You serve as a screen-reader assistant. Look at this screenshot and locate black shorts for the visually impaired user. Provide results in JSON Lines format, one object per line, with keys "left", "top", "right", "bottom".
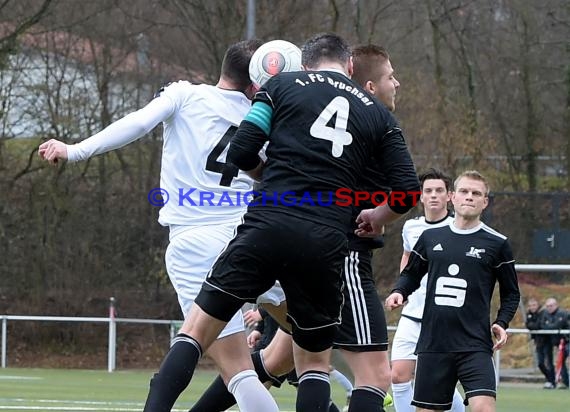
{"left": 197, "top": 209, "right": 347, "bottom": 352}
{"left": 333, "top": 250, "right": 388, "bottom": 351}
{"left": 413, "top": 351, "right": 496, "bottom": 410}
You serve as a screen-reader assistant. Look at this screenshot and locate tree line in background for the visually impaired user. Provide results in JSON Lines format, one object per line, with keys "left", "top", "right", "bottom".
{"left": 0, "top": 0, "right": 569, "bottom": 322}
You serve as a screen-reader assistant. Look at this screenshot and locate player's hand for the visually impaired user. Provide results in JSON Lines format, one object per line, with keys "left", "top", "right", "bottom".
{"left": 243, "top": 309, "right": 262, "bottom": 328}
{"left": 355, "top": 209, "right": 384, "bottom": 237}
{"left": 247, "top": 330, "right": 261, "bottom": 348}
{"left": 491, "top": 324, "right": 508, "bottom": 350}
{"left": 385, "top": 293, "right": 405, "bottom": 311}
{"left": 38, "top": 139, "right": 69, "bottom": 165}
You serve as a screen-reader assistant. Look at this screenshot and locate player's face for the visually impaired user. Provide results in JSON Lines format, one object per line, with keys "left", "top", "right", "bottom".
{"left": 451, "top": 177, "right": 489, "bottom": 220}
{"left": 420, "top": 179, "right": 450, "bottom": 213}
{"left": 528, "top": 300, "right": 539, "bottom": 312}
{"left": 372, "top": 60, "right": 399, "bottom": 112}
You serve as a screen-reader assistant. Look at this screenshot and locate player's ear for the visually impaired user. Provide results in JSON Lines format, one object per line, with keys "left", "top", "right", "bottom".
{"left": 347, "top": 56, "right": 354, "bottom": 77}
{"left": 245, "top": 83, "right": 260, "bottom": 100}
{"left": 365, "top": 80, "right": 375, "bottom": 94}
{"left": 482, "top": 195, "right": 489, "bottom": 209}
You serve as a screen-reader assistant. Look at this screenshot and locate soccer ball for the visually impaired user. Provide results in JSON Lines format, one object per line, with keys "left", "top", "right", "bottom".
{"left": 249, "top": 40, "right": 302, "bottom": 87}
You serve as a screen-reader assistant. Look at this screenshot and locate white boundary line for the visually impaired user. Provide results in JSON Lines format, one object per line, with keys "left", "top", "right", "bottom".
{"left": 0, "top": 398, "right": 290, "bottom": 412}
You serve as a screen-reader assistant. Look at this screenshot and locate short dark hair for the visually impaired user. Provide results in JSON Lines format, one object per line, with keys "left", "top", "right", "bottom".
{"left": 418, "top": 168, "right": 452, "bottom": 191}
{"left": 351, "top": 44, "right": 390, "bottom": 86}
{"left": 301, "top": 33, "right": 352, "bottom": 69}
{"left": 220, "top": 39, "right": 263, "bottom": 91}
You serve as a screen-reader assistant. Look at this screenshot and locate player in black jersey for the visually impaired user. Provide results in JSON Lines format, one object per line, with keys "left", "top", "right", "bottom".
{"left": 187, "top": 44, "right": 402, "bottom": 412}
{"left": 173, "top": 33, "right": 419, "bottom": 412}
{"left": 385, "top": 170, "right": 520, "bottom": 412}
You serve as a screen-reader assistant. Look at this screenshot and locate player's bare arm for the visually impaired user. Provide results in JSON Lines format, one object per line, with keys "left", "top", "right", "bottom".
{"left": 399, "top": 250, "right": 411, "bottom": 272}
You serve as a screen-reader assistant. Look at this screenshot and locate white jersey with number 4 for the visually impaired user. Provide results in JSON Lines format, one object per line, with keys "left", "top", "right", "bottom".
{"left": 157, "top": 81, "right": 254, "bottom": 226}
{"left": 400, "top": 214, "right": 453, "bottom": 320}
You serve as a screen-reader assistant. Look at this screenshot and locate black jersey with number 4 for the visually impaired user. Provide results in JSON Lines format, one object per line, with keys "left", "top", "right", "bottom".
{"left": 393, "top": 222, "right": 520, "bottom": 353}
{"left": 250, "top": 70, "right": 418, "bottom": 232}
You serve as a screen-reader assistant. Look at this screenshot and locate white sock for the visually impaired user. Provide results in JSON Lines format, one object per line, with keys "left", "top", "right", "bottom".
{"left": 449, "top": 387, "right": 465, "bottom": 412}
{"left": 330, "top": 368, "right": 354, "bottom": 395}
{"left": 391, "top": 381, "right": 414, "bottom": 412}
{"left": 228, "top": 369, "right": 279, "bottom": 412}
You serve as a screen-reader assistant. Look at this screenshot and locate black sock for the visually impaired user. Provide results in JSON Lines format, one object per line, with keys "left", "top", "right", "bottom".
{"left": 143, "top": 334, "right": 202, "bottom": 412}
{"left": 348, "top": 386, "right": 386, "bottom": 412}
{"left": 296, "top": 370, "right": 330, "bottom": 412}
{"left": 328, "top": 400, "right": 341, "bottom": 412}
{"left": 188, "top": 374, "right": 236, "bottom": 412}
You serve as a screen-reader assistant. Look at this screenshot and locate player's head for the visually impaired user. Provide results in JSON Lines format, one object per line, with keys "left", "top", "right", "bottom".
{"left": 220, "top": 39, "right": 264, "bottom": 98}
{"left": 452, "top": 170, "right": 489, "bottom": 220}
{"left": 352, "top": 44, "right": 400, "bottom": 112}
{"left": 527, "top": 298, "right": 540, "bottom": 312}
{"left": 418, "top": 168, "right": 452, "bottom": 219}
{"left": 545, "top": 297, "right": 558, "bottom": 314}
{"left": 301, "top": 33, "right": 353, "bottom": 76}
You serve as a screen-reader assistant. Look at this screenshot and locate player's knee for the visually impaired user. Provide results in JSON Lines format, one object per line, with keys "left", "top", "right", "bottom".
{"left": 391, "top": 365, "right": 413, "bottom": 384}
{"left": 263, "top": 351, "right": 295, "bottom": 376}
{"left": 348, "top": 354, "right": 391, "bottom": 389}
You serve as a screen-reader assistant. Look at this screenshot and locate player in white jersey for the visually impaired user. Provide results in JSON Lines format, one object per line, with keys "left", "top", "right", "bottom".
{"left": 39, "top": 40, "right": 280, "bottom": 412}
{"left": 390, "top": 168, "right": 465, "bottom": 412}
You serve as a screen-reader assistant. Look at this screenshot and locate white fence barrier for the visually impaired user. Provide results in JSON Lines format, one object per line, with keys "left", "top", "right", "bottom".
{"left": 0, "top": 299, "right": 180, "bottom": 372}
{"left": 1, "top": 264, "right": 569, "bottom": 377}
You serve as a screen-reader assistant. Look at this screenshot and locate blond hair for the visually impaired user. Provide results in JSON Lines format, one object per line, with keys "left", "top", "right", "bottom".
{"left": 454, "top": 170, "right": 490, "bottom": 195}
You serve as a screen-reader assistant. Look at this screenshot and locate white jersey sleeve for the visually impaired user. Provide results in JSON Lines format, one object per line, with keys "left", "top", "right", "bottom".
{"left": 67, "top": 96, "right": 175, "bottom": 162}
{"left": 400, "top": 215, "right": 453, "bottom": 320}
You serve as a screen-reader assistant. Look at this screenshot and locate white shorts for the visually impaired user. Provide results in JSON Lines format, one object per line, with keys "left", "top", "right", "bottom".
{"left": 165, "top": 222, "right": 244, "bottom": 340}
{"left": 391, "top": 316, "right": 422, "bottom": 361}
{"left": 256, "top": 282, "right": 286, "bottom": 307}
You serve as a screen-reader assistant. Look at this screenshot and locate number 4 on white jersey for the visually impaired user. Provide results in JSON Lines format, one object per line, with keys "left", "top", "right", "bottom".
{"left": 310, "top": 96, "right": 353, "bottom": 157}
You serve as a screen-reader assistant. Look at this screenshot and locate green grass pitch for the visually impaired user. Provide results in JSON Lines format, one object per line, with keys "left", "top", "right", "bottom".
{"left": 0, "top": 368, "right": 568, "bottom": 411}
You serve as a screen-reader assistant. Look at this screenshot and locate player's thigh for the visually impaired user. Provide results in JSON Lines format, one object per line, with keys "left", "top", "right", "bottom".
{"left": 456, "top": 352, "right": 496, "bottom": 404}
{"left": 412, "top": 352, "right": 458, "bottom": 411}
{"left": 165, "top": 222, "right": 240, "bottom": 315}
{"left": 258, "top": 283, "right": 290, "bottom": 331}
{"left": 198, "top": 213, "right": 281, "bottom": 320}
{"left": 334, "top": 250, "right": 388, "bottom": 351}
{"left": 262, "top": 328, "right": 295, "bottom": 376}
{"left": 340, "top": 348, "right": 390, "bottom": 389}
{"left": 277, "top": 221, "right": 347, "bottom": 353}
